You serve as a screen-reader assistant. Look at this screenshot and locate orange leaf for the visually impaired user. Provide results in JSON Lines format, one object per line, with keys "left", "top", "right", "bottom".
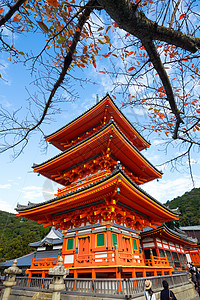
{"left": 46, "top": 0, "right": 59, "bottom": 7}
{"left": 98, "top": 71, "right": 105, "bottom": 74}
{"left": 136, "top": 60, "right": 140, "bottom": 65}
{"left": 0, "top": 8, "right": 3, "bottom": 13}
{"left": 184, "top": 102, "right": 188, "bottom": 106}
{"left": 13, "top": 14, "right": 22, "bottom": 22}
{"left": 83, "top": 46, "right": 87, "bottom": 54}
{"left": 128, "top": 66, "right": 136, "bottom": 71}
{"left": 179, "top": 14, "right": 185, "bottom": 20}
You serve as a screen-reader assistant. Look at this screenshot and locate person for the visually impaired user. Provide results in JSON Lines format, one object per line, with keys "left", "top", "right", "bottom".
{"left": 160, "top": 280, "right": 177, "bottom": 300}
{"left": 144, "top": 280, "right": 156, "bottom": 300}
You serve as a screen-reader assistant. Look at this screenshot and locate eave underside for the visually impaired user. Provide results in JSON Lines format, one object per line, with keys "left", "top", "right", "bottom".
{"left": 16, "top": 172, "right": 178, "bottom": 230}
{"left": 46, "top": 95, "right": 150, "bottom": 151}
{"left": 33, "top": 124, "right": 162, "bottom": 186}
{"left": 141, "top": 226, "right": 196, "bottom": 246}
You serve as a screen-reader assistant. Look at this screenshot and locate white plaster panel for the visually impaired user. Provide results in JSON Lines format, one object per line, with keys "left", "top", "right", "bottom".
{"left": 64, "top": 255, "right": 74, "bottom": 264}
{"left": 163, "top": 245, "right": 169, "bottom": 249}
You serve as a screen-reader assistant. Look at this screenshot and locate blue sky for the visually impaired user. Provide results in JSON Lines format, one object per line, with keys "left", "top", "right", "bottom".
{"left": 0, "top": 12, "right": 200, "bottom": 214}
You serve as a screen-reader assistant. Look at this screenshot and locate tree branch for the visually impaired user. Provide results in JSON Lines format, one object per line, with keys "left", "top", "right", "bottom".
{"left": 0, "top": 0, "right": 27, "bottom": 27}
{"left": 97, "top": 0, "right": 200, "bottom": 52}
{"left": 0, "top": 0, "right": 97, "bottom": 153}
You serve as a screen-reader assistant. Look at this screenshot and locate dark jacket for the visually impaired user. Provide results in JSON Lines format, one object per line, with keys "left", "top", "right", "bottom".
{"left": 160, "top": 289, "right": 177, "bottom": 300}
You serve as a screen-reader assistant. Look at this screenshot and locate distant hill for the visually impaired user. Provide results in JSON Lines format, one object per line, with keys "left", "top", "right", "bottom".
{"left": 165, "top": 187, "right": 200, "bottom": 227}
{"left": 0, "top": 210, "right": 50, "bottom": 262}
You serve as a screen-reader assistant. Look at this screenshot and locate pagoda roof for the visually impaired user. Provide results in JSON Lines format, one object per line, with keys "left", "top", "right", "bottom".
{"left": 141, "top": 224, "right": 197, "bottom": 246}
{"left": 16, "top": 168, "right": 178, "bottom": 225}
{"left": 33, "top": 122, "right": 162, "bottom": 185}
{"left": 45, "top": 94, "right": 150, "bottom": 151}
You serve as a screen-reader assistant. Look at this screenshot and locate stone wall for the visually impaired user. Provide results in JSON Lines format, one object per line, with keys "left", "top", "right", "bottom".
{"left": 1, "top": 283, "right": 198, "bottom": 300}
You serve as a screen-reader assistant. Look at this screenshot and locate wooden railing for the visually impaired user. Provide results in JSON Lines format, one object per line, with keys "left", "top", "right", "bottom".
{"left": 145, "top": 256, "right": 169, "bottom": 267}
{"left": 30, "top": 257, "right": 58, "bottom": 269}
{"left": 14, "top": 273, "right": 189, "bottom": 298}
{"left": 29, "top": 253, "right": 169, "bottom": 270}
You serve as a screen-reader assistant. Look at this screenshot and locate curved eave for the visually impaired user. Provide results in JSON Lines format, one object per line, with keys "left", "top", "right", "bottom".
{"left": 16, "top": 171, "right": 178, "bottom": 223}
{"left": 141, "top": 225, "right": 197, "bottom": 246}
{"left": 33, "top": 123, "right": 162, "bottom": 184}
{"left": 45, "top": 94, "right": 150, "bottom": 151}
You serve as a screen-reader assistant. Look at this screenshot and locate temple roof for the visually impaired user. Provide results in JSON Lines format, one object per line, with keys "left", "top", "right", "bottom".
{"left": 29, "top": 227, "right": 63, "bottom": 247}
{"left": 16, "top": 168, "right": 178, "bottom": 225}
{"left": 33, "top": 122, "right": 162, "bottom": 185}
{"left": 45, "top": 94, "right": 150, "bottom": 151}
{"left": 141, "top": 224, "right": 197, "bottom": 246}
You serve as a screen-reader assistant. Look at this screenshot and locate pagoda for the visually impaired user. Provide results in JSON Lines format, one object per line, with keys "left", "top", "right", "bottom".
{"left": 16, "top": 94, "right": 179, "bottom": 278}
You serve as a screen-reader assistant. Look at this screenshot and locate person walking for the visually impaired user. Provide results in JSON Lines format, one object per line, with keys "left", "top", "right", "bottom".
{"left": 144, "top": 280, "right": 156, "bottom": 300}
{"left": 160, "top": 280, "right": 177, "bottom": 300}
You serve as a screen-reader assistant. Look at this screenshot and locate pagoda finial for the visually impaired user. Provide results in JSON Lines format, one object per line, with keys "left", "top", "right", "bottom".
{"left": 96, "top": 94, "right": 99, "bottom": 103}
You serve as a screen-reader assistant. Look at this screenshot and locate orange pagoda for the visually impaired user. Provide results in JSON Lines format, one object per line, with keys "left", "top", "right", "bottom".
{"left": 16, "top": 94, "right": 179, "bottom": 279}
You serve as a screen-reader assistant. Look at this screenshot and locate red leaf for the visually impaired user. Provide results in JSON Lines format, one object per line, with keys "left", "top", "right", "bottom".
{"left": 112, "top": 95, "right": 116, "bottom": 99}
{"left": 184, "top": 102, "right": 189, "bottom": 106}
{"left": 0, "top": 8, "right": 3, "bottom": 13}
{"left": 114, "top": 22, "right": 118, "bottom": 28}
{"left": 93, "top": 62, "right": 96, "bottom": 68}
{"left": 128, "top": 66, "right": 136, "bottom": 71}
{"left": 179, "top": 14, "right": 185, "bottom": 20}
{"left": 68, "top": 6, "right": 72, "bottom": 14}
{"left": 157, "top": 86, "right": 164, "bottom": 92}
{"left": 98, "top": 71, "right": 105, "bottom": 74}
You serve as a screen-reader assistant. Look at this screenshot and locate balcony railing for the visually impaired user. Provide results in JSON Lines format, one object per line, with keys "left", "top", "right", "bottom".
{"left": 14, "top": 273, "right": 189, "bottom": 298}
{"left": 30, "top": 257, "right": 58, "bottom": 269}
{"left": 29, "top": 253, "right": 169, "bottom": 269}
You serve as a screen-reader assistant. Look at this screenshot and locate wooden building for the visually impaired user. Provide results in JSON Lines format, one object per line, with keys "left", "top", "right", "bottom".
{"left": 140, "top": 225, "right": 197, "bottom": 271}
{"left": 16, "top": 94, "right": 179, "bottom": 278}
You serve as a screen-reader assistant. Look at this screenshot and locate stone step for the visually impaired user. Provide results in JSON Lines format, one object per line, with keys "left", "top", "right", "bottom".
{"left": 31, "top": 292, "right": 52, "bottom": 300}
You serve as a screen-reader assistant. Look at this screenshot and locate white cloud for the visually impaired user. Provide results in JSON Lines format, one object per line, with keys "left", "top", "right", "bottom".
{"left": 143, "top": 175, "right": 200, "bottom": 203}
{"left": 0, "top": 197, "right": 15, "bottom": 213}
{"left": 0, "top": 184, "right": 11, "bottom": 189}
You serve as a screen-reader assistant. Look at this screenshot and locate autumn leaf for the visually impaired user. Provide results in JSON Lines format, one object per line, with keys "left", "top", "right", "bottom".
{"left": 37, "top": 21, "right": 49, "bottom": 33}
{"left": 157, "top": 86, "right": 164, "bottom": 92}
{"left": 68, "top": 6, "right": 72, "bottom": 14}
{"left": 179, "top": 14, "right": 185, "bottom": 20}
{"left": 13, "top": 14, "right": 22, "bottom": 22}
{"left": 83, "top": 46, "right": 87, "bottom": 54}
{"left": 46, "top": 0, "right": 59, "bottom": 7}
{"left": 112, "top": 95, "right": 116, "bottom": 99}
{"left": 128, "top": 66, "right": 136, "bottom": 71}
{"left": 92, "top": 61, "right": 96, "bottom": 68}
{"left": 106, "top": 26, "right": 111, "bottom": 34}
{"left": 0, "top": 8, "right": 3, "bottom": 13}
{"left": 104, "top": 35, "right": 110, "bottom": 43}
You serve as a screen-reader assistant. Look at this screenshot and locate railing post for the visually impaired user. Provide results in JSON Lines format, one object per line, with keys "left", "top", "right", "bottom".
{"left": 49, "top": 256, "right": 69, "bottom": 300}
{"left": 150, "top": 249, "right": 154, "bottom": 266}
{"left": 2, "top": 259, "right": 22, "bottom": 300}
